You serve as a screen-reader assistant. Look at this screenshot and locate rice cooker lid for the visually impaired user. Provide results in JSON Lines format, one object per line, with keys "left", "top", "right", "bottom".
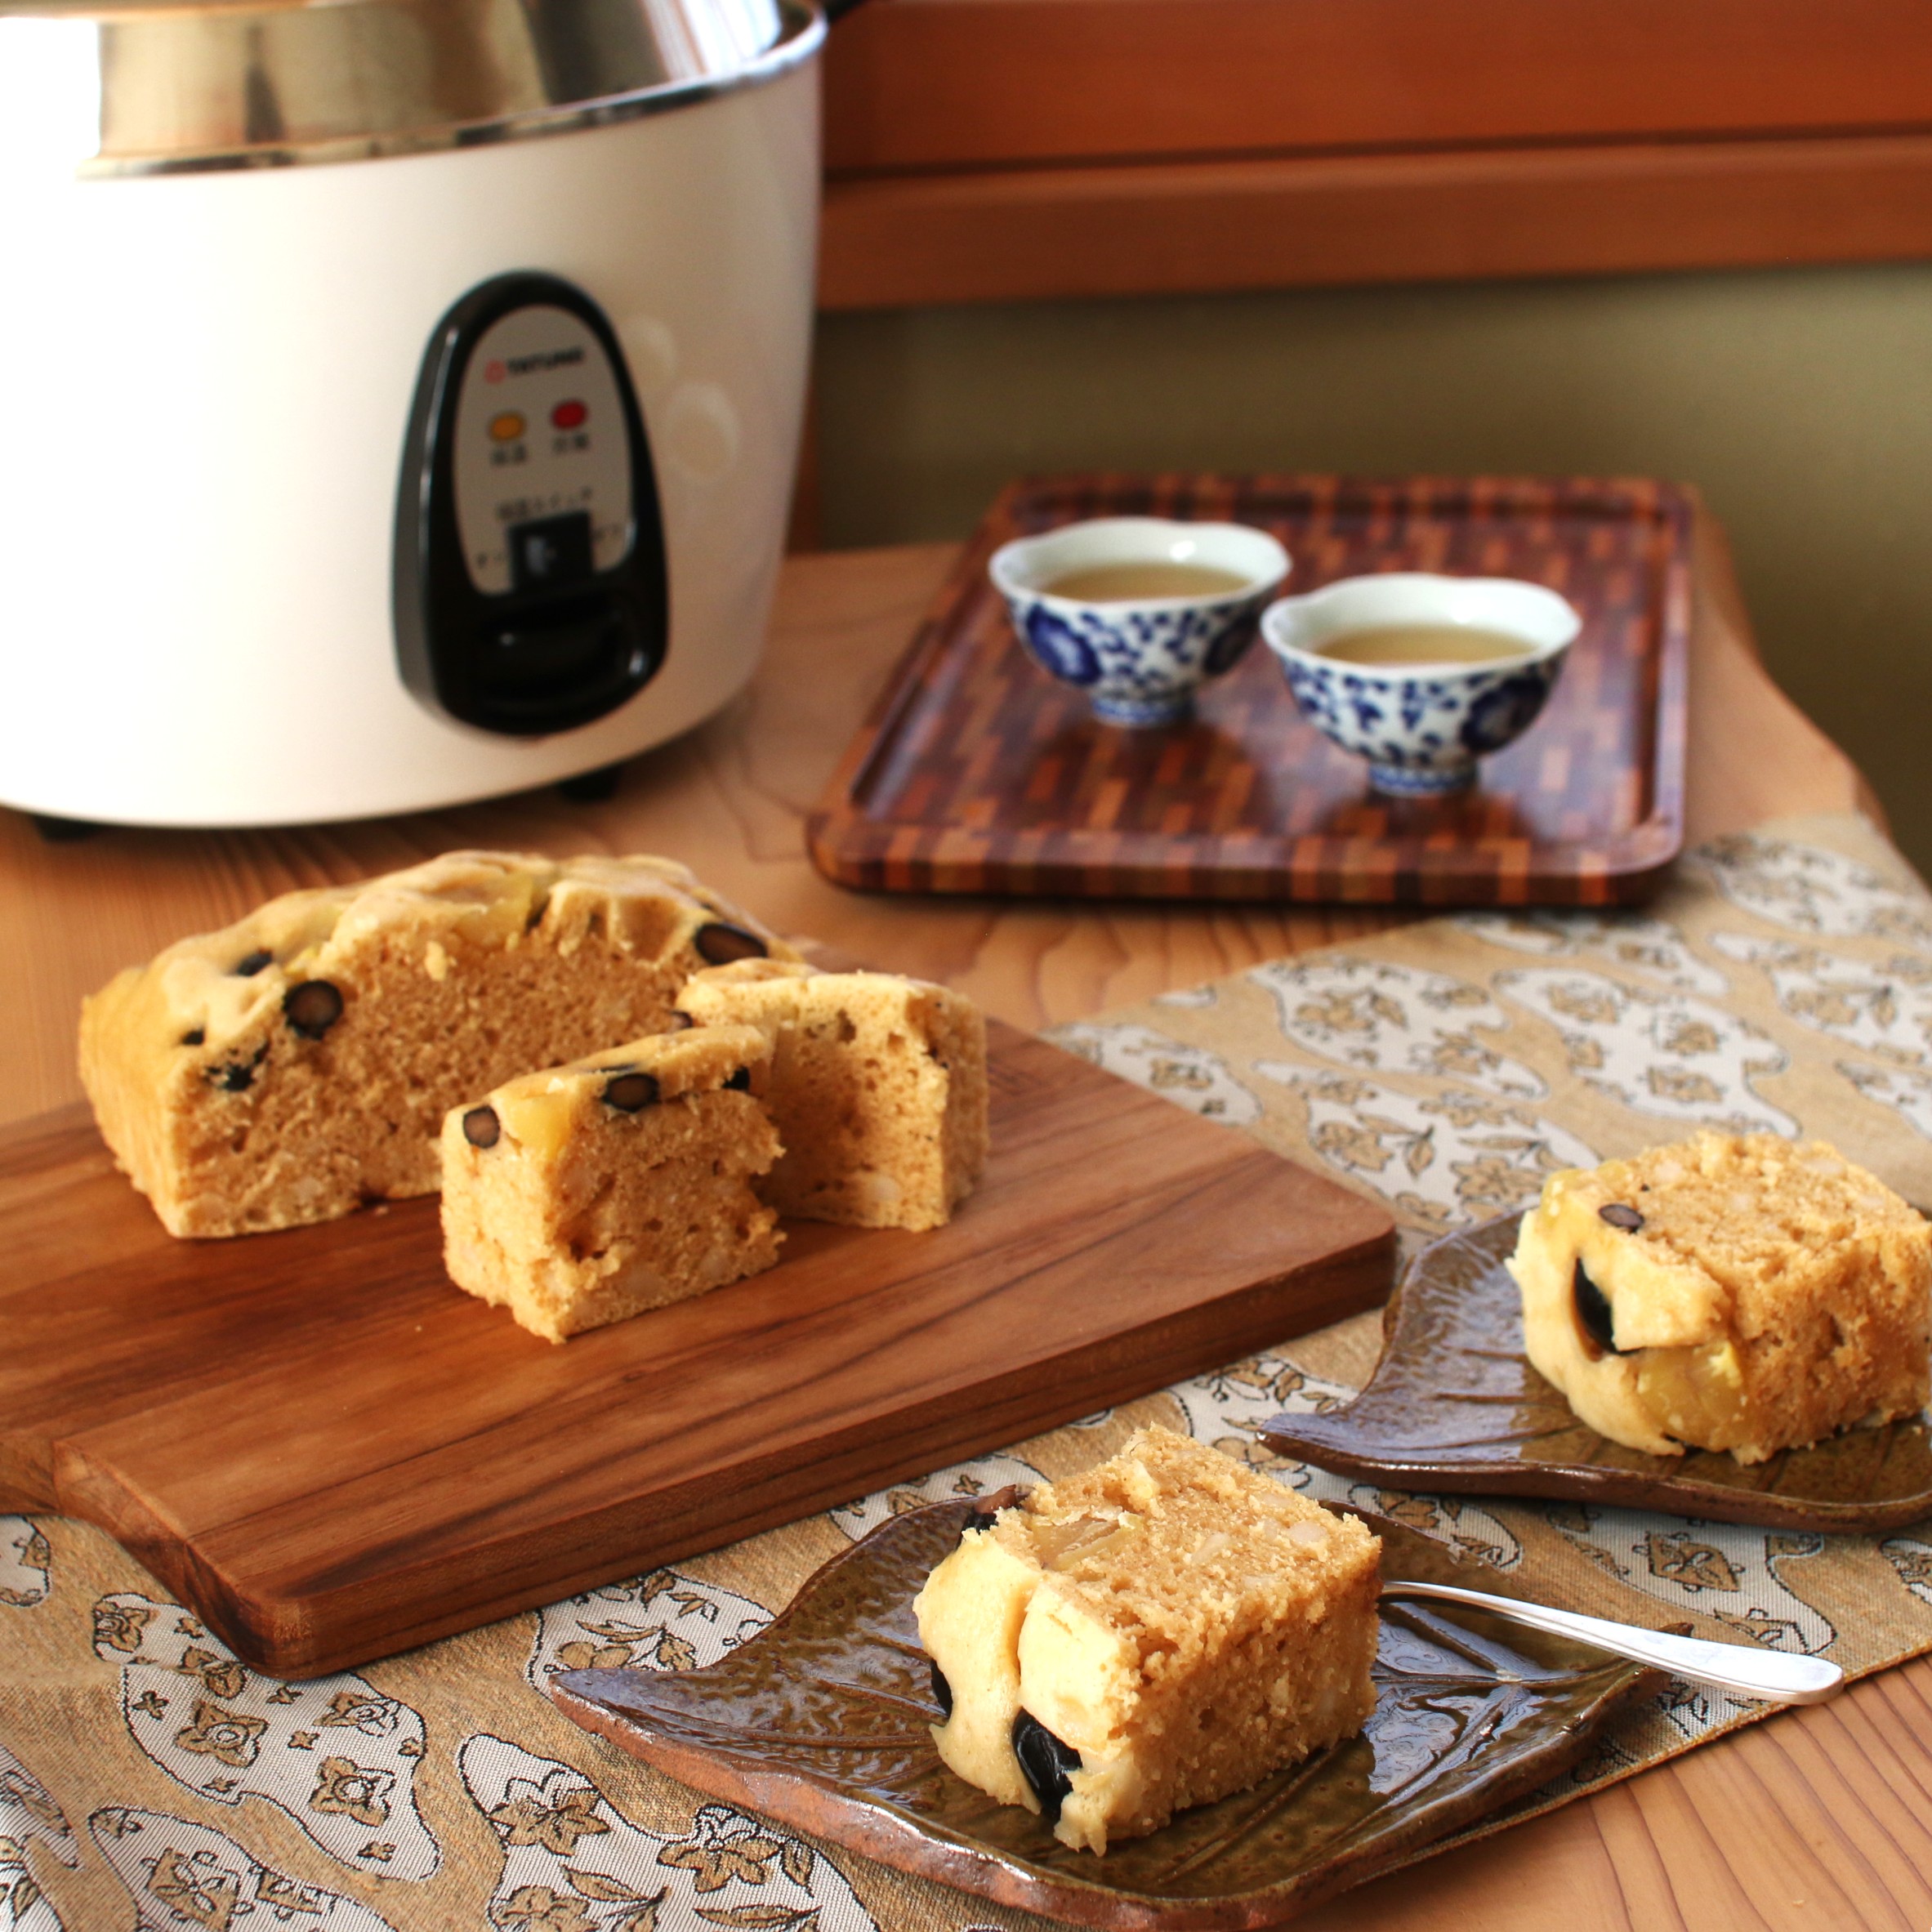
{"left": 1, "top": 0, "right": 822, "bottom": 175}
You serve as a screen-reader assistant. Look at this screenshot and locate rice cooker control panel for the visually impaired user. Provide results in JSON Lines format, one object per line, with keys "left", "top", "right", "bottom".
{"left": 394, "top": 273, "right": 668, "bottom": 738}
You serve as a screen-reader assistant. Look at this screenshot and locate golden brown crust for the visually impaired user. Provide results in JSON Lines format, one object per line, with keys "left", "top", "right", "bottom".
{"left": 78, "top": 851, "right": 796, "bottom": 1238}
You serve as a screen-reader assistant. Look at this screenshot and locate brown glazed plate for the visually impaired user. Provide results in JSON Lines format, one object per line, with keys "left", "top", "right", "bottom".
{"left": 1262, "top": 1212, "right": 1932, "bottom": 1533}
{"left": 554, "top": 1497, "right": 1660, "bottom": 1930}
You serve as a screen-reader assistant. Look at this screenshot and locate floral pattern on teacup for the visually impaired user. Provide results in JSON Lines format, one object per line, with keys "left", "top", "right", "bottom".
{"left": 1274, "top": 653, "right": 1562, "bottom": 792}
{"left": 1011, "top": 593, "right": 1271, "bottom": 725}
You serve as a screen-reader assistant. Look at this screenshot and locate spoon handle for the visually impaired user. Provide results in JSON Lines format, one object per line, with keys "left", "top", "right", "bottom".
{"left": 1382, "top": 1581, "right": 1844, "bottom": 1704}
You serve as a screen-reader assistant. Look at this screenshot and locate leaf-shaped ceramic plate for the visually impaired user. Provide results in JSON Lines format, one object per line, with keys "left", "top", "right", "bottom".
{"left": 1262, "top": 1211, "right": 1932, "bottom": 1532}
{"left": 554, "top": 1497, "right": 1659, "bottom": 1930}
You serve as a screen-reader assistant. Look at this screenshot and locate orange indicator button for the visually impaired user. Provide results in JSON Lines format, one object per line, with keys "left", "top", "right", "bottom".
{"left": 551, "top": 399, "right": 588, "bottom": 431}
{"left": 489, "top": 411, "right": 526, "bottom": 443}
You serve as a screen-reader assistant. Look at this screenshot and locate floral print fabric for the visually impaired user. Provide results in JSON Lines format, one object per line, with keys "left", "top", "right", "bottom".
{"left": 5, "top": 813, "right": 1931, "bottom": 1931}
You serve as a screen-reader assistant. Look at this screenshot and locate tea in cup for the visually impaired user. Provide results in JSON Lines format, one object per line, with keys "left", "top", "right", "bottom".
{"left": 1262, "top": 573, "right": 1581, "bottom": 793}
{"left": 990, "top": 517, "right": 1291, "bottom": 726}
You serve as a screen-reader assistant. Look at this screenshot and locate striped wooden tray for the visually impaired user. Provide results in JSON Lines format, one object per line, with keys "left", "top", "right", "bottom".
{"left": 808, "top": 473, "right": 1691, "bottom": 905}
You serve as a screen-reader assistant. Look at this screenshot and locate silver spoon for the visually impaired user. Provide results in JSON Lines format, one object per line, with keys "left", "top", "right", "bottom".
{"left": 1382, "top": 1581, "right": 1844, "bottom": 1704}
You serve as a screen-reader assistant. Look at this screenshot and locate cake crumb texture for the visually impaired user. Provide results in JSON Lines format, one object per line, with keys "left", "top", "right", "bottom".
{"left": 677, "top": 958, "right": 988, "bottom": 1229}
{"left": 439, "top": 1024, "right": 783, "bottom": 1342}
{"left": 914, "top": 1425, "right": 1381, "bottom": 1853}
{"left": 78, "top": 850, "right": 796, "bottom": 1238}
{"left": 1509, "top": 1131, "right": 1931, "bottom": 1462}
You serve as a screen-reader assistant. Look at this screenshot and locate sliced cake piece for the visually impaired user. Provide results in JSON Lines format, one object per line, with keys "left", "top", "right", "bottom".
{"left": 914, "top": 1425, "right": 1381, "bottom": 1854}
{"left": 78, "top": 850, "right": 794, "bottom": 1237}
{"left": 439, "top": 1024, "right": 783, "bottom": 1342}
{"left": 1509, "top": 1131, "right": 1931, "bottom": 1462}
{"left": 676, "top": 958, "right": 988, "bottom": 1230}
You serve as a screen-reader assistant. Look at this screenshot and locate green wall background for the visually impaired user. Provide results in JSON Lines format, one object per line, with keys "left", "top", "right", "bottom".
{"left": 812, "top": 262, "right": 1932, "bottom": 873}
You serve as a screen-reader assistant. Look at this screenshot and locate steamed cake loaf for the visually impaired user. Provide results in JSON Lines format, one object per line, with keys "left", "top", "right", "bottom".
{"left": 1509, "top": 1131, "right": 1931, "bottom": 1463}
{"left": 78, "top": 850, "right": 794, "bottom": 1238}
{"left": 676, "top": 957, "right": 988, "bottom": 1229}
{"left": 914, "top": 1425, "right": 1381, "bottom": 1854}
{"left": 439, "top": 1024, "right": 783, "bottom": 1342}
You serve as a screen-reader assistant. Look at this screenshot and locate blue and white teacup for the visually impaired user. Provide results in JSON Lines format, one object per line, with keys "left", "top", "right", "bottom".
{"left": 1262, "top": 573, "right": 1581, "bottom": 795}
{"left": 990, "top": 518, "right": 1292, "bottom": 727}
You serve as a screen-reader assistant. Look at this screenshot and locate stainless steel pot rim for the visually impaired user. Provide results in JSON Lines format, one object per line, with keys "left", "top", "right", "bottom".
{"left": 4, "top": 0, "right": 823, "bottom": 179}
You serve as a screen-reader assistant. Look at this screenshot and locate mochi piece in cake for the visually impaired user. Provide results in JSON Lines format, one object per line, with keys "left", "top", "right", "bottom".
{"left": 439, "top": 1024, "right": 782, "bottom": 1342}
{"left": 913, "top": 1425, "right": 1381, "bottom": 1854}
{"left": 1509, "top": 1131, "right": 1930, "bottom": 1462}
{"left": 676, "top": 957, "right": 988, "bottom": 1229}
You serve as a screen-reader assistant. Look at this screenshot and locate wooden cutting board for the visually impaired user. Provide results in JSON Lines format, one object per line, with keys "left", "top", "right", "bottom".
{"left": 0, "top": 1021, "right": 1393, "bottom": 1679}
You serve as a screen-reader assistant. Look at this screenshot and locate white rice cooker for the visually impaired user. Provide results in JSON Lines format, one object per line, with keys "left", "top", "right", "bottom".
{"left": 0, "top": 0, "right": 823, "bottom": 826}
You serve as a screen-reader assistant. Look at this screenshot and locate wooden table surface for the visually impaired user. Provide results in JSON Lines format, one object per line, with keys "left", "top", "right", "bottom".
{"left": 4, "top": 519, "right": 1926, "bottom": 1932}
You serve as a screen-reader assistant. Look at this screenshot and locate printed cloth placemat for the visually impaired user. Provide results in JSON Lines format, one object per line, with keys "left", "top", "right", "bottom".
{"left": 7, "top": 812, "right": 1932, "bottom": 1932}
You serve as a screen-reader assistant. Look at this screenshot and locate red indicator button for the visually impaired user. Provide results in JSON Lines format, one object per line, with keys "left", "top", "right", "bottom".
{"left": 551, "top": 399, "right": 588, "bottom": 431}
